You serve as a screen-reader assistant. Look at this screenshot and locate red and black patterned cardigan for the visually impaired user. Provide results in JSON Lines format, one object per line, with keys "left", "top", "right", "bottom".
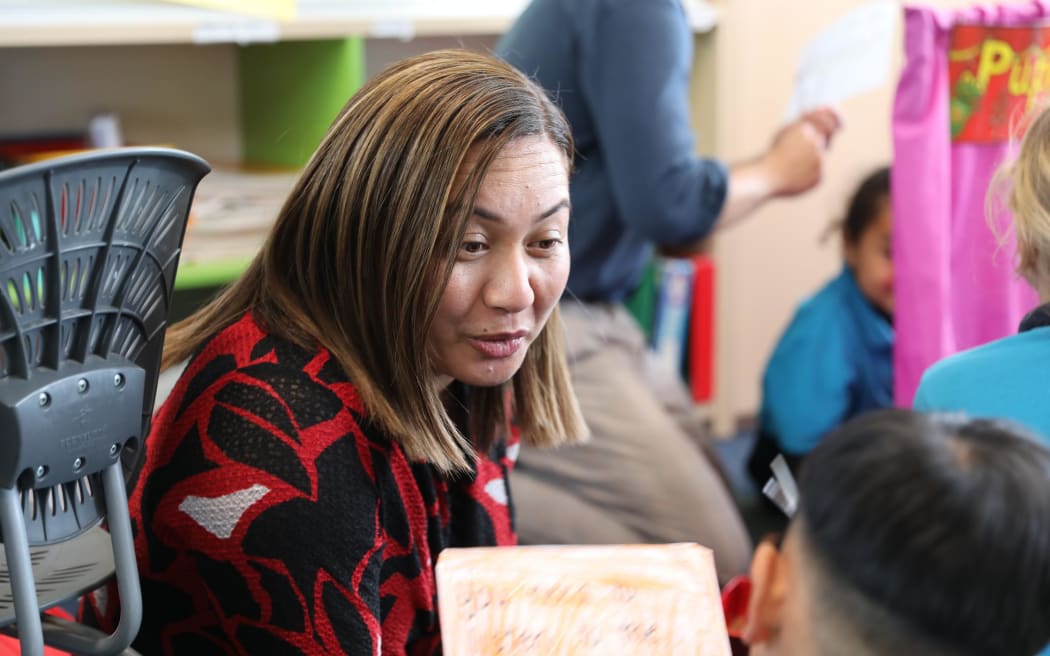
{"left": 84, "top": 313, "right": 519, "bottom": 655}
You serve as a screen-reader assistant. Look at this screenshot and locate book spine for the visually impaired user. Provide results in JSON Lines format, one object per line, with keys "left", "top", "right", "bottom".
{"left": 689, "top": 255, "right": 715, "bottom": 403}
{"left": 651, "top": 257, "right": 695, "bottom": 378}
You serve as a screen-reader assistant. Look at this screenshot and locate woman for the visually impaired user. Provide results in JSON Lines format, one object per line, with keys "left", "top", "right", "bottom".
{"left": 914, "top": 103, "right": 1050, "bottom": 446}
{"left": 85, "top": 50, "right": 586, "bottom": 655}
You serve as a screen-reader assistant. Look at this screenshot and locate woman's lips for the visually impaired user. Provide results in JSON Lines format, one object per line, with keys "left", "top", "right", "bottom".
{"left": 468, "top": 332, "right": 528, "bottom": 358}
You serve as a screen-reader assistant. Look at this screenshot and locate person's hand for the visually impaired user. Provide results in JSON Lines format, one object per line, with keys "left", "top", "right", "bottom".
{"left": 798, "top": 106, "right": 841, "bottom": 147}
{"left": 762, "top": 106, "right": 842, "bottom": 197}
{"left": 705, "top": 106, "right": 843, "bottom": 233}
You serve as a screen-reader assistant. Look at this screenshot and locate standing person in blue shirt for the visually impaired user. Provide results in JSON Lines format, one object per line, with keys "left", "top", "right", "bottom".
{"left": 748, "top": 167, "right": 893, "bottom": 488}
{"left": 914, "top": 104, "right": 1050, "bottom": 445}
{"left": 496, "top": 0, "right": 841, "bottom": 581}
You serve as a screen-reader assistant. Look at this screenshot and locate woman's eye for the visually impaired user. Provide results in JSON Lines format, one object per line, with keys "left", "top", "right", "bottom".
{"left": 534, "top": 238, "right": 563, "bottom": 250}
{"left": 461, "top": 241, "right": 487, "bottom": 254}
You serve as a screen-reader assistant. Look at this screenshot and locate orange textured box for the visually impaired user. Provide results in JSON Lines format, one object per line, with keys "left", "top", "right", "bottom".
{"left": 436, "top": 543, "right": 731, "bottom": 655}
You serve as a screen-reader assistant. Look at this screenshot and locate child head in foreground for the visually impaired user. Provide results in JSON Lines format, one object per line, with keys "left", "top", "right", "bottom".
{"left": 745, "top": 408, "right": 1050, "bottom": 656}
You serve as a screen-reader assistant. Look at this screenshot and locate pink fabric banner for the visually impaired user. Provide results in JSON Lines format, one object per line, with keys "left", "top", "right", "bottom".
{"left": 893, "top": 1, "right": 1048, "bottom": 405}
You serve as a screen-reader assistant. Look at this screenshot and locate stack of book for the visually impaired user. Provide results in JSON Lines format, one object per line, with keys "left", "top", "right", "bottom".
{"left": 632, "top": 255, "right": 716, "bottom": 404}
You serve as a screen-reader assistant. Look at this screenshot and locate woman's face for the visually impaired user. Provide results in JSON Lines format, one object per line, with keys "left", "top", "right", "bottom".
{"left": 429, "top": 135, "right": 570, "bottom": 388}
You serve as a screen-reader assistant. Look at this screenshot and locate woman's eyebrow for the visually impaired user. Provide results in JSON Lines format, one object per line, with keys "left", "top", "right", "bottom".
{"left": 473, "top": 199, "right": 570, "bottom": 223}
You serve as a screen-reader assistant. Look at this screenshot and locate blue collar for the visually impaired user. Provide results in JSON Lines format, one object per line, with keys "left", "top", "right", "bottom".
{"left": 838, "top": 267, "right": 894, "bottom": 350}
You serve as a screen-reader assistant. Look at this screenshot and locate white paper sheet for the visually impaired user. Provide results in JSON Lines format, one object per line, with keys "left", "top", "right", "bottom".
{"left": 786, "top": 1, "right": 898, "bottom": 120}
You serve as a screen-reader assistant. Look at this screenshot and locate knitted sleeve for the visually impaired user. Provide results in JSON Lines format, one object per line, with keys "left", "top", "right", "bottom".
{"left": 87, "top": 330, "right": 394, "bottom": 655}
{"left": 178, "top": 356, "right": 386, "bottom": 655}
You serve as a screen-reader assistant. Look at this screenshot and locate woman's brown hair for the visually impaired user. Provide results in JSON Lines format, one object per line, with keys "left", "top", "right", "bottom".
{"left": 163, "top": 49, "right": 586, "bottom": 473}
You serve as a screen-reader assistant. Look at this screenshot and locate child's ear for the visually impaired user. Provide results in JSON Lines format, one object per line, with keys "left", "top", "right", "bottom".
{"left": 743, "top": 540, "right": 788, "bottom": 646}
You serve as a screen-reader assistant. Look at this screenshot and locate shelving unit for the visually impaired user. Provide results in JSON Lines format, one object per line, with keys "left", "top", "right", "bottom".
{"left": 0, "top": 1, "right": 719, "bottom": 47}
{"left": 0, "top": 0, "right": 524, "bottom": 46}
{"left": 0, "top": 0, "right": 717, "bottom": 292}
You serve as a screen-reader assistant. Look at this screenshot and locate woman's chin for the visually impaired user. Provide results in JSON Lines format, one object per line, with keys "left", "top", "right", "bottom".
{"left": 447, "top": 359, "right": 524, "bottom": 388}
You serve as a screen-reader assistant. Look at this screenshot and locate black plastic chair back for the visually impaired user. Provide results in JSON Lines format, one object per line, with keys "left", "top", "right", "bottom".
{"left": 0, "top": 148, "right": 209, "bottom": 656}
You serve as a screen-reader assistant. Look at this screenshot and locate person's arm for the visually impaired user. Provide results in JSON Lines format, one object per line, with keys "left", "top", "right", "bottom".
{"left": 663, "top": 108, "right": 841, "bottom": 257}
{"left": 579, "top": 0, "right": 729, "bottom": 246}
{"left": 717, "top": 108, "right": 841, "bottom": 229}
{"left": 581, "top": 0, "right": 840, "bottom": 250}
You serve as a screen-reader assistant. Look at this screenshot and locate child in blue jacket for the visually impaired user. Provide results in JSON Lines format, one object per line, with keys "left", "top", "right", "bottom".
{"left": 749, "top": 168, "right": 893, "bottom": 487}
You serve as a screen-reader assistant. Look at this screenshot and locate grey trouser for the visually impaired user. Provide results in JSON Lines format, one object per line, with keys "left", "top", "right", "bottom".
{"left": 511, "top": 300, "right": 752, "bottom": 582}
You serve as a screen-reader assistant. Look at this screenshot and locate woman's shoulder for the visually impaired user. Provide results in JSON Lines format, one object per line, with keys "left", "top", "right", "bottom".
{"left": 179, "top": 313, "right": 357, "bottom": 402}
{"left": 156, "top": 313, "right": 379, "bottom": 454}
{"left": 914, "top": 329, "right": 1050, "bottom": 413}
{"left": 144, "top": 314, "right": 402, "bottom": 527}
{"left": 920, "top": 329, "right": 1048, "bottom": 391}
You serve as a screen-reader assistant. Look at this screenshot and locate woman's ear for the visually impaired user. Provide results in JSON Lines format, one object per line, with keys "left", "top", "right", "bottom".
{"left": 743, "top": 540, "right": 788, "bottom": 647}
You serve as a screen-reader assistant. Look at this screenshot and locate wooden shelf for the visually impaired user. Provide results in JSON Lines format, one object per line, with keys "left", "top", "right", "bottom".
{"left": 174, "top": 168, "right": 298, "bottom": 289}
{"left": 0, "top": 0, "right": 717, "bottom": 47}
{"left": 1, "top": 0, "right": 717, "bottom": 292}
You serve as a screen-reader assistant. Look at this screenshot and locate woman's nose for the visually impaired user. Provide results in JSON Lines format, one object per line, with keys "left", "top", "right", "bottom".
{"left": 483, "top": 250, "right": 535, "bottom": 313}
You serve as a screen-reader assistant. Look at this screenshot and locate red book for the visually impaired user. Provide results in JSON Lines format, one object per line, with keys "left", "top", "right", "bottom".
{"left": 689, "top": 256, "right": 716, "bottom": 403}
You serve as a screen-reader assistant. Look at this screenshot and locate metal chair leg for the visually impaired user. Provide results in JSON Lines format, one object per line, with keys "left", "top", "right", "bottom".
{"left": 40, "top": 464, "right": 140, "bottom": 656}
{"left": 0, "top": 487, "right": 43, "bottom": 656}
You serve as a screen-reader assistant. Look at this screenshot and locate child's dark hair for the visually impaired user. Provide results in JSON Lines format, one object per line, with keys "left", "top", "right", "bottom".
{"left": 842, "top": 166, "right": 890, "bottom": 245}
{"left": 797, "top": 409, "right": 1050, "bottom": 656}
